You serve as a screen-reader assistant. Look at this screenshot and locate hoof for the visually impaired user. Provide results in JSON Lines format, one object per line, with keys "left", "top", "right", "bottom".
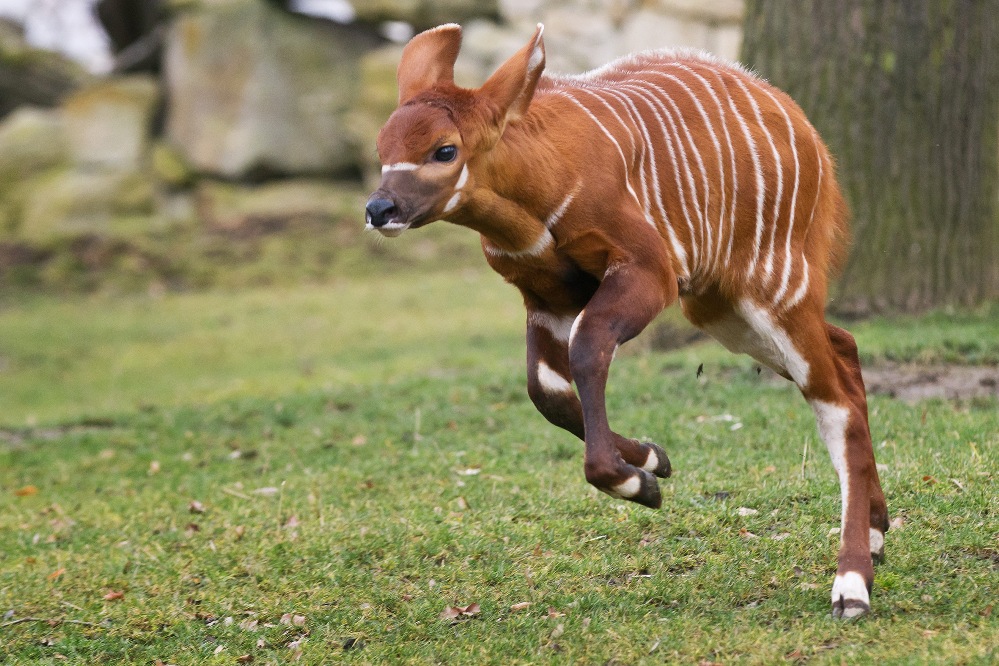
{"left": 641, "top": 442, "right": 672, "bottom": 478}
{"left": 870, "top": 527, "right": 885, "bottom": 565}
{"left": 831, "top": 572, "right": 870, "bottom": 620}
{"left": 601, "top": 468, "right": 662, "bottom": 509}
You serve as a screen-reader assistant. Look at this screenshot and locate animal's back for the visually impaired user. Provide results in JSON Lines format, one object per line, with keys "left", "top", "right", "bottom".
{"left": 538, "top": 49, "right": 848, "bottom": 310}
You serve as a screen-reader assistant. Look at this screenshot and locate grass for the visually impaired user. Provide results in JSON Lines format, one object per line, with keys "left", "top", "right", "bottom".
{"left": 1, "top": 240, "right": 997, "bottom": 663}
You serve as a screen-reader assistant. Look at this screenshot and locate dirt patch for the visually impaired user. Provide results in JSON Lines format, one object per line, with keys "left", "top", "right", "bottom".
{"left": 862, "top": 364, "right": 999, "bottom": 402}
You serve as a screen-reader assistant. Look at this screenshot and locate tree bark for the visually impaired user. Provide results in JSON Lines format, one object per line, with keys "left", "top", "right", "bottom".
{"left": 742, "top": 0, "right": 999, "bottom": 314}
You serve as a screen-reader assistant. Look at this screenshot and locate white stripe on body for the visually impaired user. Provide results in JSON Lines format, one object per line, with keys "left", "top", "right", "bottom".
{"left": 710, "top": 69, "right": 767, "bottom": 282}
{"left": 613, "top": 84, "right": 690, "bottom": 276}
{"left": 749, "top": 83, "right": 800, "bottom": 304}
{"left": 640, "top": 71, "right": 721, "bottom": 274}
{"left": 731, "top": 75, "right": 783, "bottom": 280}
{"left": 572, "top": 87, "right": 653, "bottom": 219}
{"left": 665, "top": 63, "right": 739, "bottom": 273}
{"left": 545, "top": 183, "right": 580, "bottom": 229}
{"left": 551, "top": 91, "right": 645, "bottom": 214}
{"left": 593, "top": 88, "right": 651, "bottom": 216}
{"left": 787, "top": 137, "right": 824, "bottom": 309}
{"left": 619, "top": 82, "right": 704, "bottom": 270}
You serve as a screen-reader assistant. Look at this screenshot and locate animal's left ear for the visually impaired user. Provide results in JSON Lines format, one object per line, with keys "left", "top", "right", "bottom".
{"left": 479, "top": 24, "right": 546, "bottom": 125}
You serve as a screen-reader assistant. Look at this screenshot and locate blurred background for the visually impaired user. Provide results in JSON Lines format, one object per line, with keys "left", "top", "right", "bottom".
{"left": 1, "top": 0, "right": 996, "bottom": 310}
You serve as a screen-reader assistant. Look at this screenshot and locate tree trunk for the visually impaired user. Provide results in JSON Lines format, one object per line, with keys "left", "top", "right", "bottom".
{"left": 741, "top": 0, "right": 999, "bottom": 314}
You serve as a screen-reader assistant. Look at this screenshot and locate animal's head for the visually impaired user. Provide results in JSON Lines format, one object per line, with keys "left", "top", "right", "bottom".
{"left": 365, "top": 23, "right": 546, "bottom": 236}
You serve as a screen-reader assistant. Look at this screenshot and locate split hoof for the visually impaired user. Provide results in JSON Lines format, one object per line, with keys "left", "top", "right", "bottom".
{"left": 600, "top": 468, "right": 662, "bottom": 509}
{"left": 641, "top": 442, "right": 672, "bottom": 478}
{"left": 831, "top": 572, "right": 871, "bottom": 620}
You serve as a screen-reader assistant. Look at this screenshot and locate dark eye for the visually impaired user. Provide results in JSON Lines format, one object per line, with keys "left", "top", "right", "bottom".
{"left": 433, "top": 145, "right": 457, "bottom": 163}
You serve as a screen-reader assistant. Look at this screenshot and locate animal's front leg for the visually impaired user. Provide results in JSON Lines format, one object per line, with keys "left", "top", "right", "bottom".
{"left": 568, "top": 263, "right": 675, "bottom": 509}
{"left": 526, "top": 308, "right": 673, "bottom": 479}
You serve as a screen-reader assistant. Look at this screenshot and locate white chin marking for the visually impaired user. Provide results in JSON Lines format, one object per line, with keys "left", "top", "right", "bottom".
{"left": 831, "top": 572, "right": 869, "bottom": 617}
{"left": 611, "top": 475, "right": 641, "bottom": 499}
{"left": 869, "top": 527, "right": 885, "bottom": 556}
{"left": 375, "top": 225, "right": 407, "bottom": 237}
{"left": 642, "top": 449, "right": 659, "bottom": 473}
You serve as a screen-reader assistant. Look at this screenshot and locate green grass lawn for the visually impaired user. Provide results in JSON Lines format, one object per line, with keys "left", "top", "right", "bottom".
{"left": 1, "top": 259, "right": 997, "bottom": 664}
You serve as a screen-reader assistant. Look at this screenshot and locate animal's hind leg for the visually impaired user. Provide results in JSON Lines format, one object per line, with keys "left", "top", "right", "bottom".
{"left": 792, "top": 315, "right": 886, "bottom": 618}
{"left": 824, "top": 323, "right": 889, "bottom": 562}
{"left": 686, "top": 293, "right": 885, "bottom": 618}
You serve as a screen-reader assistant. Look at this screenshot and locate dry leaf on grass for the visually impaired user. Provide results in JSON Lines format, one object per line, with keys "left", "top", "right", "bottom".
{"left": 510, "top": 602, "right": 531, "bottom": 612}
{"left": 188, "top": 500, "right": 205, "bottom": 514}
{"left": 14, "top": 485, "right": 38, "bottom": 497}
{"left": 440, "top": 603, "right": 480, "bottom": 620}
{"left": 102, "top": 590, "right": 124, "bottom": 601}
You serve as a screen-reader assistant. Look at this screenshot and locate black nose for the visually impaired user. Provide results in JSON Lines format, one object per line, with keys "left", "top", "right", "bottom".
{"left": 365, "top": 197, "right": 398, "bottom": 227}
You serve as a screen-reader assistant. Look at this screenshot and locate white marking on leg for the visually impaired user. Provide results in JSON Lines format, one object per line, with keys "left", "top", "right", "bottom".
{"left": 869, "top": 527, "right": 884, "bottom": 556}
{"left": 443, "top": 192, "right": 461, "bottom": 213}
{"left": 611, "top": 475, "right": 641, "bottom": 499}
{"left": 736, "top": 300, "right": 810, "bottom": 386}
{"left": 382, "top": 162, "right": 420, "bottom": 173}
{"left": 831, "top": 571, "right": 869, "bottom": 617}
{"left": 528, "top": 311, "right": 576, "bottom": 343}
{"left": 642, "top": 448, "right": 659, "bottom": 473}
{"left": 810, "top": 399, "right": 850, "bottom": 535}
{"left": 537, "top": 361, "right": 573, "bottom": 395}
{"left": 569, "top": 310, "right": 585, "bottom": 348}
{"left": 455, "top": 164, "right": 469, "bottom": 190}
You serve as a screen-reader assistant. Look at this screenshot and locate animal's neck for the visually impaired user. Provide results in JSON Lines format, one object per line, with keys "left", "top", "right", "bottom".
{"left": 456, "top": 97, "right": 577, "bottom": 254}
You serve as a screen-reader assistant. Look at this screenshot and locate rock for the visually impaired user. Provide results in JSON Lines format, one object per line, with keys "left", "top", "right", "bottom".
{"left": 352, "top": 0, "right": 499, "bottom": 30}
{"left": 0, "top": 107, "right": 70, "bottom": 236}
{"left": 0, "top": 107, "right": 68, "bottom": 186}
{"left": 194, "top": 179, "right": 358, "bottom": 231}
{"left": 164, "top": 1, "right": 379, "bottom": 179}
{"left": 62, "top": 76, "right": 160, "bottom": 171}
{"left": 0, "top": 20, "right": 91, "bottom": 118}
{"left": 19, "top": 169, "right": 156, "bottom": 241}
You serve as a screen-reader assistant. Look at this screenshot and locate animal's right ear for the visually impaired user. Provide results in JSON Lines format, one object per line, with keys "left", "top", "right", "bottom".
{"left": 397, "top": 23, "right": 463, "bottom": 105}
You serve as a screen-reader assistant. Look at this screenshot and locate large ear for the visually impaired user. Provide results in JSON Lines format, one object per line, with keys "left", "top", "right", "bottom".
{"left": 397, "top": 23, "right": 463, "bottom": 105}
{"left": 479, "top": 24, "right": 546, "bottom": 124}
